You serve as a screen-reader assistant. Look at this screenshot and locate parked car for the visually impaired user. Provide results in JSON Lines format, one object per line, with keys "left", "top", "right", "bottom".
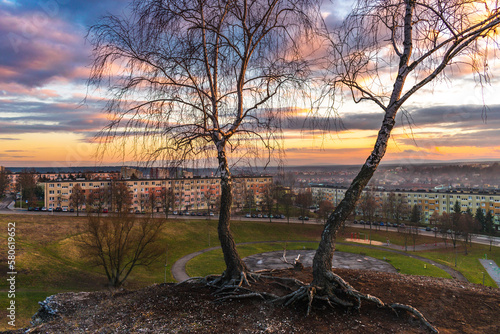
{"left": 304, "top": 216, "right": 309, "bottom": 221}
{"left": 41, "top": 207, "right": 47, "bottom": 211}
{"left": 280, "top": 214, "right": 286, "bottom": 219}
{"left": 425, "top": 226, "right": 431, "bottom": 231}
{"left": 102, "top": 208, "right": 108, "bottom": 213}
{"left": 209, "top": 212, "right": 214, "bottom": 216}
{"left": 55, "top": 207, "right": 62, "bottom": 212}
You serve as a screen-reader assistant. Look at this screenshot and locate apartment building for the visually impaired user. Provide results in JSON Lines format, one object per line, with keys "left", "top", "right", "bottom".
{"left": 6, "top": 173, "right": 18, "bottom": 193}
{"left": 311, "top": 184, "right": 500, "bottom": 226}
{"left": 43, "top": 175, "right": 272, "bottom": 212}
{"left": 5, "top": 171, "right": 120, "bottom": 194}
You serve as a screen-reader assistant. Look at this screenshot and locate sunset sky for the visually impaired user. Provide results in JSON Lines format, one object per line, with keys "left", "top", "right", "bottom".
{"left": 1, "top": 0, "right": 500, "bottom": 169}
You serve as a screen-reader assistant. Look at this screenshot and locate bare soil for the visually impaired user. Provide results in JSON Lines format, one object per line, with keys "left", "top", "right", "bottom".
{"left": 3, "top": 268, "right": 499, "bottom": 334}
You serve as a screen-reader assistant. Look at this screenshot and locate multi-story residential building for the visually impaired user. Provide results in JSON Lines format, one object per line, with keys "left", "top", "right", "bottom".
{"left": 311, "top": 184, "right": 500, "bottom": 228}
{"left": 42, "top": 175, "right": 272, "bottom": 212}
{"left": 6, "top": 171, "right": 120, "bottom": 195}
{"left": 6, "top": 173, "right": 18, "bottom": 194}
{"left": 37, "top": 171, "right": 120, "bottom": 181}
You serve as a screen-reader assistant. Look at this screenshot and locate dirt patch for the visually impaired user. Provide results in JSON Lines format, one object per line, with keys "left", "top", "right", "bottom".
{"left": 345, "top": 238, "right": 385, "bottom": 246}
{"left": 5, "top": 268, "right": 499, "bottom": 334}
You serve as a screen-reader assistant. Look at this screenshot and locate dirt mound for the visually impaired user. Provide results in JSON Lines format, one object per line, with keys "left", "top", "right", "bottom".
{"left": 5, "top": 268, "right": 500, "bottom": 334}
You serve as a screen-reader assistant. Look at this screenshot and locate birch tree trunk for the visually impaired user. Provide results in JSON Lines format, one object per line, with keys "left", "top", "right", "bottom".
{"left": 216, "top": 140, "right": 249, "bottom": 280}
{"left": 312, "top": 110, "right": 398, "bottom": 287}
{"left": 312, "top": 0, "right": 415, "bottom": 288}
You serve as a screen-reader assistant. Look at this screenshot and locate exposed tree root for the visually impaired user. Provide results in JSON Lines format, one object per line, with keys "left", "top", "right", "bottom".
{"left": 186, "top": 269, "right": 438, "bottom": 333}
{"left": 256, "top": 274, "right": 306, "bottom": 287}
{"left": 390, "top": 303, "right": 439, "bottom": 334}
{"left": 199, "top": 271, "right": 267, "bottom": 297}
{"left": 175, "top": 277, "right": 205, "bottom": 285}
{"left": 215, "top": 291, "right": 279, "bottom": 302}
{"left": 274, "top": 271, "right": 439, "bottom": 333}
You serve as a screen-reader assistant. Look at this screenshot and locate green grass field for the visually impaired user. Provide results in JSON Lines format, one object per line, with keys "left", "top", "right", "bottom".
{"left": 419, "top": 245, "right": 500, "bottom": 286}
{"left": 0, "top": 213, "right": 498, "bottom": 330}
{"left": 186, "top": 242, "right": 452, "bottom": 279}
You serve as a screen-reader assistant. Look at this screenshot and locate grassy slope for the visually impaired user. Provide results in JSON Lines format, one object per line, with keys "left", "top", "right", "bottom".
{"left": 0, "top": 215, "right": 324, "bottom": 329}
{"left": 0, "top": 214, "right": 498, "bottom": 330}
{"left": 419, "top": 244, "right": 500, "bottom": 286}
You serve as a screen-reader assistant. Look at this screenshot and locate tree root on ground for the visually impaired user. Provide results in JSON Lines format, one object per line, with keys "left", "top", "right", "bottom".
{"left": 178, "top": 270, "right": 439, "bottom": 333}
{"left": 273, "top": 271, "right": 439, "bottom": 333}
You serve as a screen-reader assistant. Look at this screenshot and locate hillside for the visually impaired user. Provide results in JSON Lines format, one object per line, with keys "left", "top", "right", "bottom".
{"left": 3, "top": 268, "right": 499, "bottom": 334}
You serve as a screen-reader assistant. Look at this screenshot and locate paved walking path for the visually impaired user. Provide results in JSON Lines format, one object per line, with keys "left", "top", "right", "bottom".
{"left": 479, "top": 259, "right": 500, "bottom": 287}
{"left": 245, "top": 250, "right": 397, "bottom": 273}
{"left": 171, "top": 241, "right": 312, "bottom": 282}
{"left": 171, "top": 240, "right": 468, "bottom": 283}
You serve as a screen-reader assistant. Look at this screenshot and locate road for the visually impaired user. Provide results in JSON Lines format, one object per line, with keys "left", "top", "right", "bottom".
{"left": 1, "top": 203, "right": 499, "bottom": 248}
{"left": 0, "top": 194, "right": 15, "bottom": 210}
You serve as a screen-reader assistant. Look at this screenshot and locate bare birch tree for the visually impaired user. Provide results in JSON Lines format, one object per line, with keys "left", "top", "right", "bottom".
{"left": 79, "top": 214, "right": 165, "bottom": 287}
{"left": 0, "top": 169, "right": 10, "bottom": 197}
{"left": 86, "top": 186, "right": 110, "bottom": 214}
{"left": 158, "top": 187, "right": 175, "bottom": 218}
{"left": 358, "top": 190, "right": 377, "bottom": 243}
{"left": 280, "top": 0, "right": 500, "bottom": 327}
{"left": 88, "top": 0, "right": 320, "bottom": 284}
{"left": 70, "top": 184, "right": 86, "bottom": 216}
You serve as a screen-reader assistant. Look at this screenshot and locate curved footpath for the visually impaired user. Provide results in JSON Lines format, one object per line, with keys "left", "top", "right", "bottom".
{"left": 171, "top": 240, "right": 467, "bottom": 283}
